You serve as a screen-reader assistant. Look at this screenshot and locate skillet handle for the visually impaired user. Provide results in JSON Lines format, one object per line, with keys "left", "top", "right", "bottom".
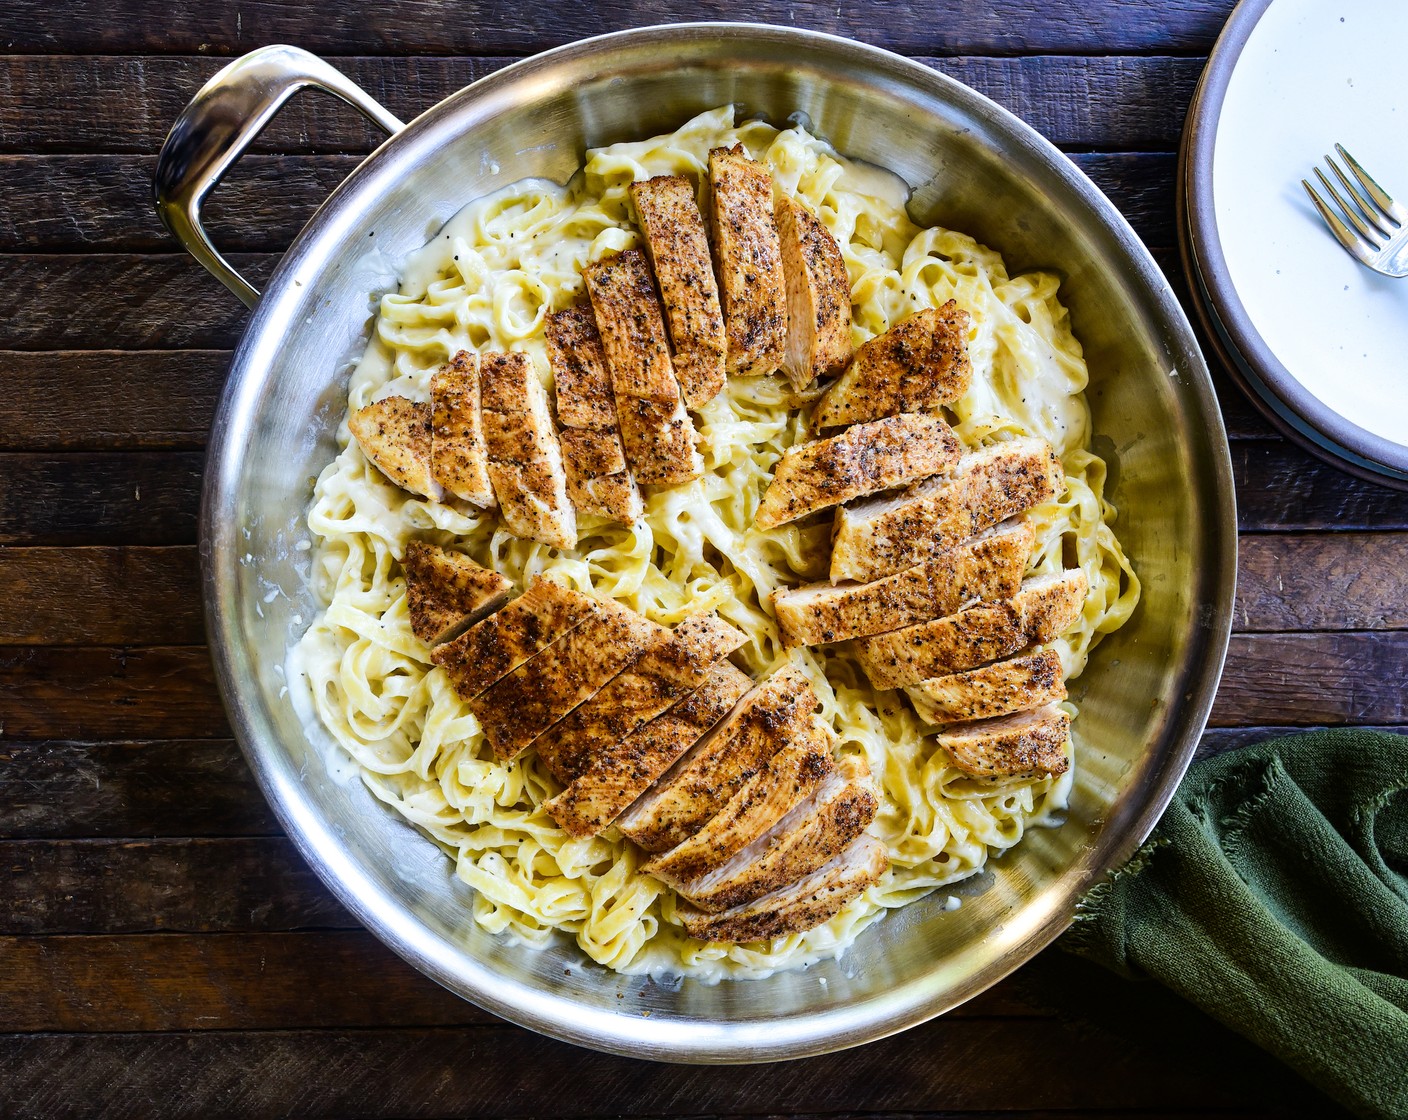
{"left": 153, "top": 44, "right": 405, "bottom": 308}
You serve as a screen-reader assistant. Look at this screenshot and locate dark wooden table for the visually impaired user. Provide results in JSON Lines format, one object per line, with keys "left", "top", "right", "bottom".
{"left": 2, "top": 2, "right": 1405, "bottom": 1117}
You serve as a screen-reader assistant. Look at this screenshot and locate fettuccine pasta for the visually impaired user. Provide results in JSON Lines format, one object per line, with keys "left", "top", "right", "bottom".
{"left": 293, "top": 106, "right": 1139, "bottom": 979}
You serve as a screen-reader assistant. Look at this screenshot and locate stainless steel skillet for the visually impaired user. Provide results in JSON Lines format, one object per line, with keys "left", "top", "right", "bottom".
{"left": 154, "top": 24, "right": 1235, "bottom": 1062}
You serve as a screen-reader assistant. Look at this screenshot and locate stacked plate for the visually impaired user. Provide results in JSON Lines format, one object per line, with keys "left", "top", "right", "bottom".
{"left": 1179, "top": 0, "right": 1408, "bottom": 489}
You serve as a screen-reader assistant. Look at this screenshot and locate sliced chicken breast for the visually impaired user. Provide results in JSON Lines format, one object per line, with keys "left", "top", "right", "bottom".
{"left": 678, "top": 833, "right": 888, "bottom": 943}
{"left": 831, "top": 436, "right": 1063, "bottom": 582}
{"left": 348, "top": 395, "right": 442, "bottom": 501}
{"left": 643, "top": 723, "right": 834, "bottom": 884}
{"left": 558, "top": 427, "right": 643, "bottom": 525}
{"left": 546, "top": 307, "right": 644, "bottom": 525}
{"left": 431, "top": 576, "right": 599, "bottom": 701}
{"left": 907, "top": 648, "right": 1066, "bottom": 724}
{"left": 584, "top": 249, "right": 702, "bottom": 487}
{"left": 470, "top": 596, "right": 663, "bottom": 760}
{"left": 429, "top": 350, "right": 496, "bottom": 509}
{"left": 771, "top": 519, "right": 1035, "bottom": 648}
{"left": 854, "top": 569, "right": 1089, "bottom": 690}
{"left": 615, "top": 664, "right": 817, "bottom": 852}
{"left": 775, "top": 194, "right": 852, "bottom": 390}
{"left": 669, "top": 755, "right": 878, "bottom": 914}
{"left": 937, "top": 703, "right": 1071, "bottom": 779}
{"left": 709, "top": 145, "right": 788, "bottom": 378}
{"left": 546, "top": 306, "right": 617, "bottom": 431}
{"left": 536, "top": 611, "right": 747, "bottom": 786}
{"left": 814, "top": 301, "right": 973, "bottom": 428}
{"left": 754, "top": 413, "right": 961, "bottom": 530}
{"left": 544, "top": 662, "right": 754, "bottom": 838}
{"left": 479, "top": 351, "right": 577, "bottom": 550}
{"left": 402, "top": 540, "right": 512, "bottom": 647}
{"left": 629, "top": 175, "right": 728, "bottom": 409}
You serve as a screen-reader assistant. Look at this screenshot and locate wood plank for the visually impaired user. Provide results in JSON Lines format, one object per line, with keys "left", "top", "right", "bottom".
{"left": 1211, "top": 632, "right": 1408, "bottom": 728}
{"left": 0, "top": 54, "right": 1200, "bottom": 155}
{"left": 0, "top": 931, "right": 1041, "bottom": 1031}
{"left": 0, "top": 351, "right": 1275, "bottom": 455}
{"left": 0, "top": 647, "right": 227, "bottom": 741}
{"left": 0, "top": 837, "right": 350, "bottom": 934}
{"left": 0, "top": 740, "right": 274, "bottom": 839}
{"left": 0, "top": 3, "right": 1237, "bottom": 57}
{"left": 0, "top": 351, "right": 223, "bottom": 451}
{"left": 1, "top": 530, "right": 1390, "bottom": 653}
{"left": 0, "top": 152, "right": 1180, "bottom": 252}
{"left": 0, "top": 452, "right": 203, "bottom": 545}
{"left": 1, "top": 255, "right": 262, "bottom": 351}
{"left": 6, "top": 437, "right": 1405, "bottom": 551}
{"left": 0, "top": 154, "right": 357, "bottom": 253}
{"left": 1198, "top": 725, "right": 1406, "bottom": 761}
{"left": 0, "top": 547, "right": 202, "bottom": 644}
{"left": 0, "top": 1021, "right": 1324, "bottom": 1120}
{"left": 1236, "top": 533, "right": 1408, "bottom": 632}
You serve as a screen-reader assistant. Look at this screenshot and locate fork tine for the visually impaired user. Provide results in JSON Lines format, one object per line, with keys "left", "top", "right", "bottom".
{"left": 1314, "top": 167, "right": 1384, "bottom": 245}
{"left": 1303, "top": 179, "right": 1372, "bottom": 259}
{"left": 1326, "top": 154, "right": 1395, "bottom": 236}
{"left": 1335, "top": 144, "right": 1407, "bottom": 225}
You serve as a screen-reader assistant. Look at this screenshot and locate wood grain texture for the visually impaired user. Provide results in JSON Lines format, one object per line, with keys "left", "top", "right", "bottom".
{"left": 0, "top": 931, "right": 1040, "bottom": 1031}
{"left": 0, "top": 152, "right": 1179, "bottom": 252}
{"left": 1236, "top": 534, "right": 1408, "bottom": 632}
{"left": 0, "top": 1020, "right": 1326, "bottom": 1120}
{"left": 0, "top": 837, "right": 351, "bottom": 934}
{"left": 1197, "top": 726, "right": 1406, "bottom": 761}
{"left": 0, "top": 452, "right": 203, "bottom": 544}
{"left": 0, "top": 2, "right": 1236, "bottom": 56}
{"left": 0, "top": 646, "right": 226, "bottom": 740}
{"left": 7, "top": 440, "right": 1405, "bottom": 548}
{"left": 0, "top": 54, "right": 1200, "bottom": 155}
{"left": 0, "top": 547, "right": 201, "bottom": 643}
{"left": 1210, "top": 633, "right": 1408, "bottom": 727}
{"left": 0, "top": 352, "right": 224, "bottom": 451}
{"left": 0, "top": 740, "right": 273, "bottom": 839}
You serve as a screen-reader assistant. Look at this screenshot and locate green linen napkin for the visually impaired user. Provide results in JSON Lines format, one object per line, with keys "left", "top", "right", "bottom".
{"left": 1063, "top": 730, "right": 1408, "bottom": 1120}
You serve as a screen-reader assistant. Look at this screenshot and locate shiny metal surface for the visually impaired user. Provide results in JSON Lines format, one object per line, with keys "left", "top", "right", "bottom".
{"left": 1303, "top": 145, "right": 1408, "bottom": 277}
{"left": 153, "top": 44, "right": 405, "bottom": 306}
{"left": 183, "top": 26, "right": 1235, "bottom": 1062}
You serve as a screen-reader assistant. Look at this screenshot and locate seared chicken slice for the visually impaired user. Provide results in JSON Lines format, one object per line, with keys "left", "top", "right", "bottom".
{"left": 403, "top": 540, "right": 512, "bottom": 647}
{"left": 854, "top": 569, "right": 1089, "bottom": 690}
{"left": 546, "top": 307, "right": 644, "bottom": 525}
{"left": 584, "top": 249, "right": 702, "bottom": 487}
{"left": 775, "top": 194, "right": 852, "bottom": 390}
{"left": 348, "top": 396, "right": 443, "bottom": 501}
{"left": 546, "top": 306, "right": 617, "bottom": 431}
{"left": 754, "top": 413, "right": 961, "bottom": 530}
{"left": 629, "top": 176, "right": 727, "bottom": 408}
{"left": 470, "top": 596, "right": 663, "bottom": 760}
{"left": 772, "top": 520, "right": 1034, "bottom": 648}
{"left": 907, "top": 648, "right": 1066, "bottom": 724}
{"left": 615, "top": 664, "right": 817, "bottom": 852}
{"left": 429, "top": 351, "right": 496, "bottom": 508}
{"left": 558, "top": 428, "right": 644, "bottom": 525}
{"left": 709, "top": 145, "right": 788, "bottom": 378}
{"left": 643, "top": 723, "right": 834, "bottom": 883}
{"left": 431, "top": 576, "right": 599, "bottom": 701}
{"left": 536, "top": 611, "right": 747, "bottom": 786}
{"left": 937, "top": 703, "right": 1071, "bottom": 779}
{"left": 678, "top": 833, "right": 888, "bottom": 943}
{"left": 479, "top": 352, "right": 577, "bottom": 550}
{"left": 831, "top": 436, "right": 1063, "bottom": 582}
{"left": 668, "top": 755, "right": 878, "bottom": 914}
{"left": 814, "top": 301, "right": 973, "bottom": 428}
{"left": 544, "top": 662, "right": 754, "bottom": 837}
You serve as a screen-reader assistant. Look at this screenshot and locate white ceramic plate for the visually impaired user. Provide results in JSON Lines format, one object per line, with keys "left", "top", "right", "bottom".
{"left": 1185, "top": 0, "right": 1408, "bottom": 485}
